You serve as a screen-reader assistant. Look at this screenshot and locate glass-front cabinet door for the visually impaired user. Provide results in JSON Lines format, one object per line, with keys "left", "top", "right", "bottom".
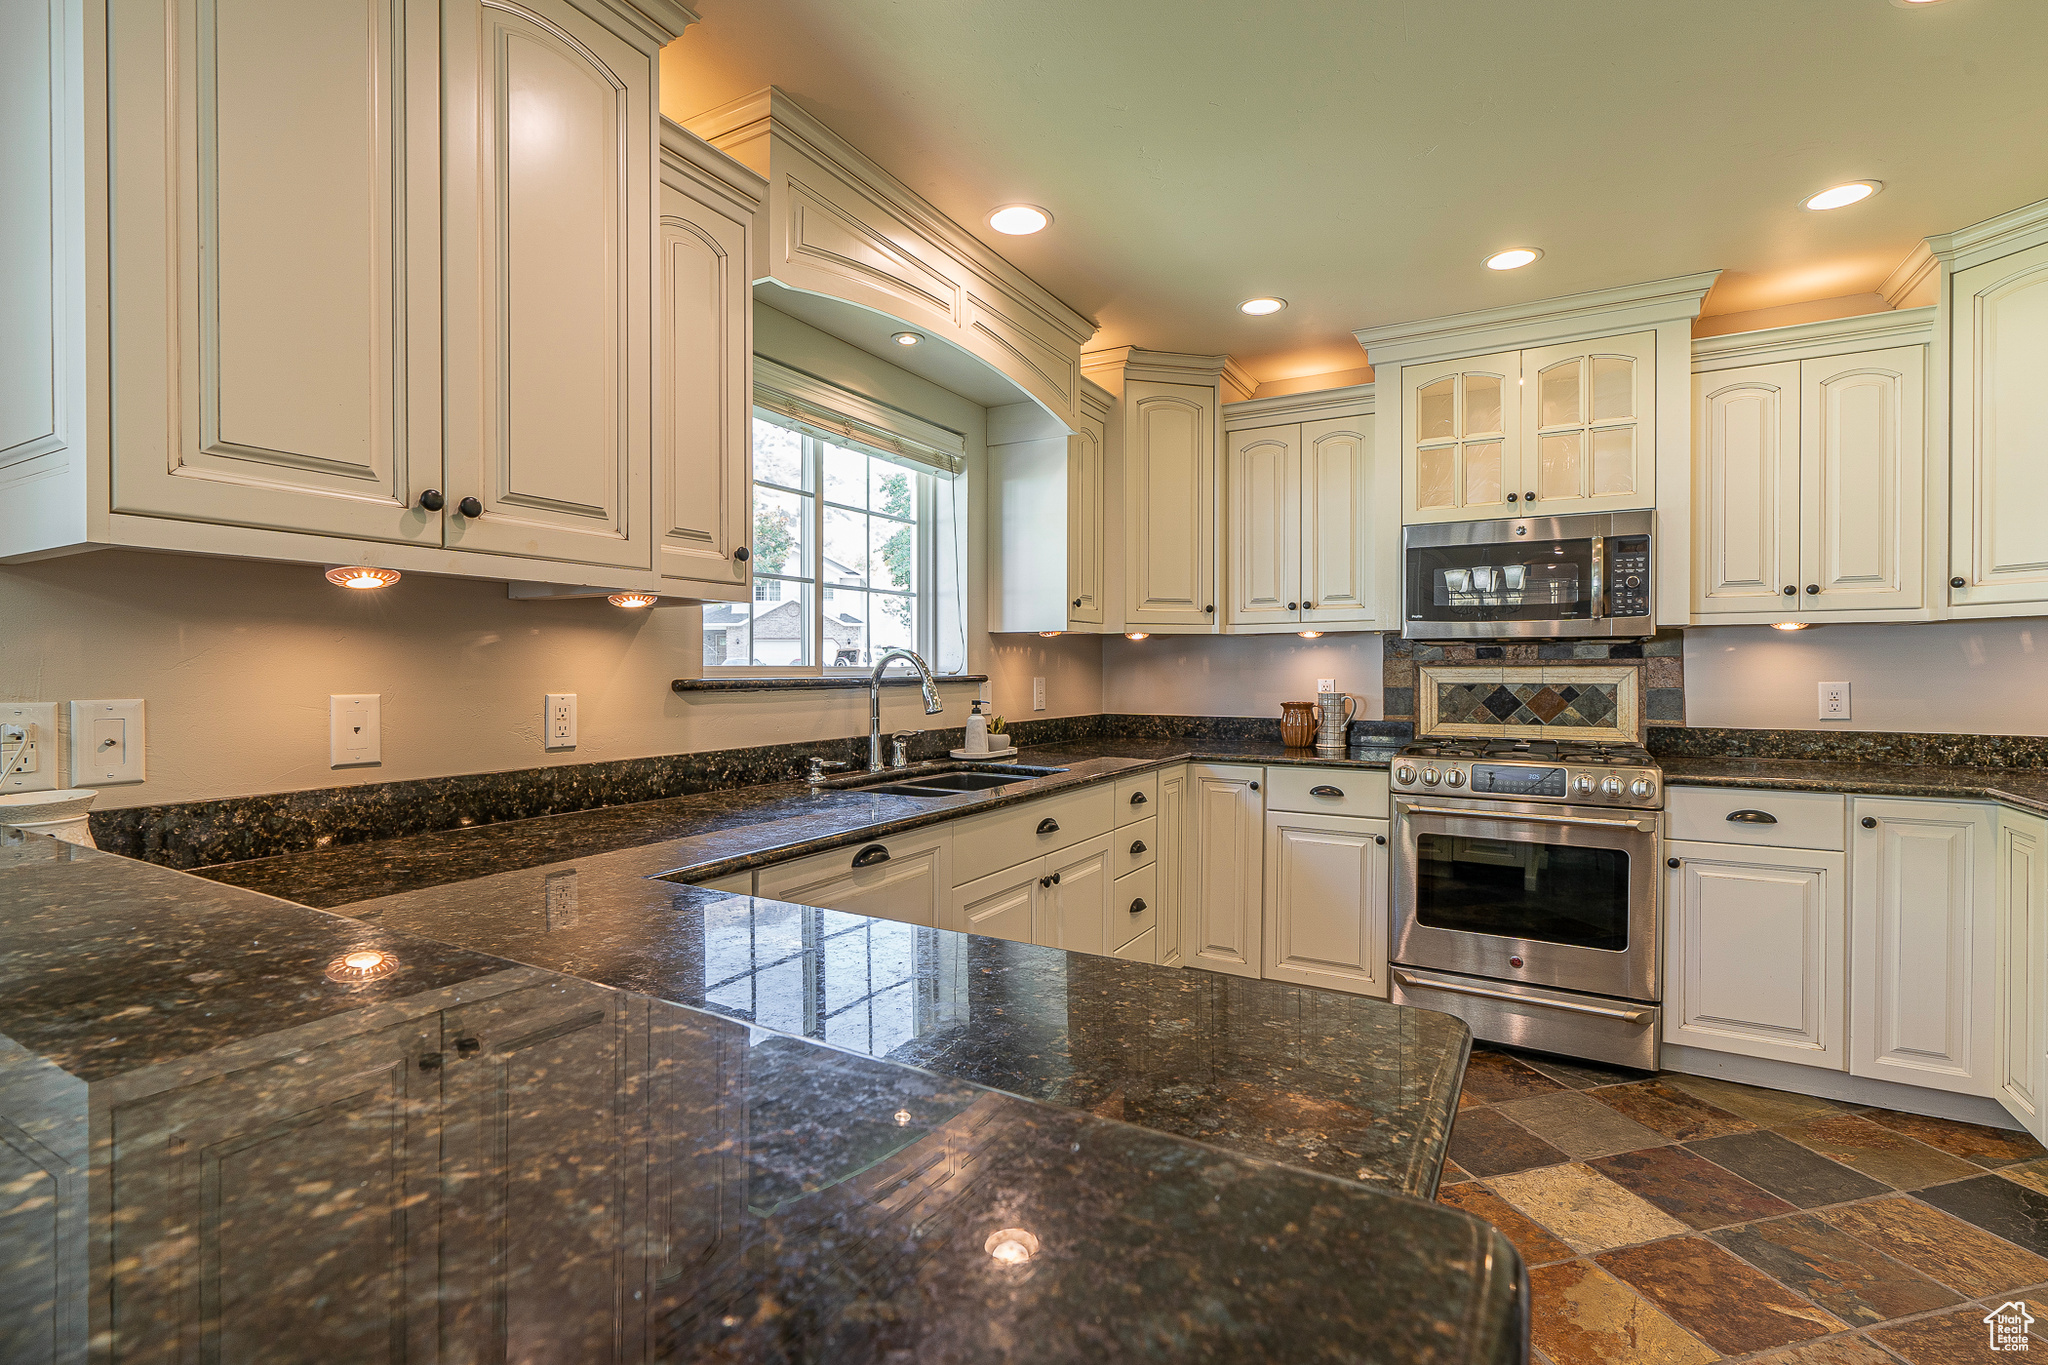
{"left": 1517, "top": 331, "right": 1656, "bottom": 515}
{"left": 1401, "top": 350, "right": 1522, "bottom": 524}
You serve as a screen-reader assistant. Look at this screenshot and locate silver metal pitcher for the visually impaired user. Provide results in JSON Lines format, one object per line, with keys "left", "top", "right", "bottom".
{"left": 1314, "top": 693, "right": 1358, "bottom": 755}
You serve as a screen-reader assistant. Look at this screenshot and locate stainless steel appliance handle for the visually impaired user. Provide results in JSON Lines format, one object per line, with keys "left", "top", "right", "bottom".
{"left": 1400, "top": 804, "right": 1655, "bottom": 831}
{"left": 1589, "top": 534, "right": 1606, "bottom": 619}
{"left": 1393, "top": 970, "right": 1649, "bottom": 1023}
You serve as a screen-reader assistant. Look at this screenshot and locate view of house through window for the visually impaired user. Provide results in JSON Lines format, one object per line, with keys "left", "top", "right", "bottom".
{"left": 704, "top": 417, "right": 932, "bottom": 670}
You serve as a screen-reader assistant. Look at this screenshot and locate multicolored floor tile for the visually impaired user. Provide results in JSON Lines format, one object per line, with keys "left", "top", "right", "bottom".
{"left": 1496, "top": 1091, "right": 1671, "bottom": 1160}
{"left": 1859, "top": 1107, "right": 2048, "bottom": 1168}
{"left": 1744, "top": 1338, "right": 1907, "bottom": 1365}
{"left": 1462, "top": 1050, "right": 1569, "bottom": 1103}
{"left": 1683, "top": 1130, "right": 1891, "bottom": 1209}
{"left": 1711, "top": 1212, "right": 1962, "bottom": 1325}
{"left": 1526, "top": 1260, "right": 1718, "bottom": 1365}
{"left": 1590, "top": 1079, "right": 1756, "bottom": 1141}
{"left": 1658, "top": 1073, "right": 1852, "bottom": 1130}
{"left": 1595, "top": 1236, "right": 1844, "bottom": 1354}
{"left": 1915, "top": 1172, "right": 2048, "bottom": 1257}
{"left": 1871, "top": 1304, "right": 2030, "bottom": 1364}
{"left": 1820, "top": 1197, "right": 2048, "bottom": 1297}
{"left": 1448, "top": 1106, "right": 1570, "bottom": 1177}
{"left": 1780, "top": 1113, "right": 1986, "bottom": 1190}
{"left": 1486, "top": 1163, "right": 1692, "bottom": 1253}
{"left": 1588, "top": 1144, "right": 1795, "bottom": 1229}
{"left": 1437, "top": 1181, "right": 1575, "bottom": 1267}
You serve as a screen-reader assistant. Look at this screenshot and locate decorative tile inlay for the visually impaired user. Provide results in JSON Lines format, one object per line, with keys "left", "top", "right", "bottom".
{"left": 1383, "top": 629, "right": 1685, "bottom": 729}
{"left": 1419, "top": 665, "right": 1639, "bottom": 742}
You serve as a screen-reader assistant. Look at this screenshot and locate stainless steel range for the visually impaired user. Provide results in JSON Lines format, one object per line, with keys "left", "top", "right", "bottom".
{"left": 1388, "top": 736, "right": 1663, "bottom": 1069}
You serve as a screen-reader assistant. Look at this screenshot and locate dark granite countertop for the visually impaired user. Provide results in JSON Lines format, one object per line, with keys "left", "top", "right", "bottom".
{"left": 1663, "top": 755, "right": 2048, "bottom": 816}
{"left": 0, "top": 823, "right": 1525, "bottom": 1363}
{"left": 196, "top": 738, "right": 1398, "bottom": 909}
{"left": 346, "top": 863, "right": 1469, "bottom": 1197}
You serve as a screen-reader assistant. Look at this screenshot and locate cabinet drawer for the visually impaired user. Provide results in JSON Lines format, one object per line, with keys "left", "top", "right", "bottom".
{"left": 950, "top": 784, "right": 1115, "bottom": 885}
{"left": 1265, "top": 766, "right": 1389, "bottom": 818}
{"left": 1112, "top": 926, "right": 1156, "bottom": 963}
{"left": 1114, "top": 818, "right": 1158, "bottom": 879}
{"left": 1667, "top": 787, "right": 1845, "bottom": 851}
{"left": 1113, "top": 863, "right": 1158, "bottom": 949}
{"left": 1115, "top": 771, "right": 1160, "bottom": 825}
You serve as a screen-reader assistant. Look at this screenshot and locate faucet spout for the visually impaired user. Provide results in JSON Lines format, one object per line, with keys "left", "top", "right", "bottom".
{"left": 868, "top": 647, "right": 943, "bottom": 771}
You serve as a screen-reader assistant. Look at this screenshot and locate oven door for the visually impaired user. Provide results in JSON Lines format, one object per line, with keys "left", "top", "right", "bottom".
{"left": 1392, "top": 794, "right": 1659, "bottom": 1002}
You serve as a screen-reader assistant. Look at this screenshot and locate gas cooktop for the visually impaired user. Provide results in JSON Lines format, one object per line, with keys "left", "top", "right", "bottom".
{"left": 1392, "top": 736, "right": 1662, "bottom": 808}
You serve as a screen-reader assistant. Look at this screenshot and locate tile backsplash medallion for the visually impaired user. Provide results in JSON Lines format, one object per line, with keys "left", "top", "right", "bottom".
{"left": 1381, "top": 631, "right": 1685, "bottom": 737}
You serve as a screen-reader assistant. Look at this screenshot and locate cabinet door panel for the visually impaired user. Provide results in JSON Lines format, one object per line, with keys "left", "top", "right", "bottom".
{"left": 1035, "top": 835, "right": 1112, "bottom": 956}
{"left": 1066, "top": 411, "right": 1106, "bottom": 625}
{"left": 1851, "top": 800, "right": 1997, "bottom": 1095}
{"left": 1664, "top": 841, "right": 1845, "bottom": 1068}
{"left": 1225, "top": 424, "right": 1300, "bottom": 628}
{"left": 444, "top": 0, "right": 650, "bottom": 569}
{"left": 656, "top": 171, "right": 750, "bottom": 588}
{"left": 1693, "top": 363, "right": 1800, "bottom": 617}
{"left": 1801, "top": 346, "right": 1924, "bottom": 614}
{"left": 107, "top": 1016, "right": 443, "bottom": 1364}
{"left": 1122, "top": 380, "right": 1215, "bottom": 626}
{"left": 1997, "top": 814, "right": 2048, "bottom": 1138}
{"left": 755, "top": 829, "right": 951, "bottom": 928}
{"left": 1300, "top": 414, "right": 1376, "bottom": 625}
{"left": 1188, "top": 764, "right": 1263, "bottom": 978}
{"left": 1156, "top": 767, "right": 1188, "bottom": 967}
{"left": 1262, "top": 811, "right": 1387, "bottom": 996}
{"left": 1401, "top": 351, "right": 1520, "bottom": 524}
{"left": 1517, "top": 332, "right": 1655, "bottom": 515}
{"left": 108, "top": 0, "right": 437, "bottom": 541}
{"left": 1952, "top": 242, "right": 2048, "bottom": 609}
{"left": 949, "top": 860, "right": 1039, "bottom": 944}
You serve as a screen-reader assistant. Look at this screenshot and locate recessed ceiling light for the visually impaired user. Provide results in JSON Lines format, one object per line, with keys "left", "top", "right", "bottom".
{"left": 1801, "top": 181, "right": 1881, "bottom": 211}
{"left": 891, "top": 331, "right": 923, "bottom": 347}
{"left": 607, "top": 592, "right": 657, "bottom": 609}
{"left": 1239, "top": 297, "right": 1287, "bottom": 316}
{"left": 987, "top": 205, "right": 1050, "bottom": 235}
{"left": 1484, "top": 248, "right": 1542, "bottom": 271}
{"left": 325, "top": 565, "right": 399, "bottom": 590}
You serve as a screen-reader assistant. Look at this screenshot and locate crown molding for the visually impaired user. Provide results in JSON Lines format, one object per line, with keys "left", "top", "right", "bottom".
{"left": 1077, "top": 376, "right": 1114, "bottom": 421}
{"left": 1222, "top": 382, "right": 1374, "bottom": 430}
{"left": 1927, "top": 195, "right": 2048, "bottom": 271}
{"left": 1081, "top": 346, "right": 1233, "bottom": 389}
{"left": 1878, "top": 242, "right": 1939, "bottom": 309}
{"left": 685, "top": 87, "right": 1096, "bottom": 346}
{"left": 578, "top": 0, "right": 699, "bottom": 48}
{"left": 1219, "top": 358, "right": 1258, "bottom": 405}
{"left": 1690, "top": 306, "right": 1937, "bottom": 372}
{"left": 1353, "top": 271, "right": 1721, "bottom": 368}
{"left": 658, "top": 118, "right": 765, "bottom": 208}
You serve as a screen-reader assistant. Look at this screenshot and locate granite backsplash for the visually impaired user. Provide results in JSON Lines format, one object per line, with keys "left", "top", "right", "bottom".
{"left": 1648, "top": 726, "right": 2048, "bottom": 769}
{"left": 1382, "top": 630, "right": 1686, "bottom": 731}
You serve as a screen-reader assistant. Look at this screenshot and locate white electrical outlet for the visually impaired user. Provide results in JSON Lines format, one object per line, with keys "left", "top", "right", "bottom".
{"left": 1818, "top": 681, "right": 1851, "bottom": 720}
{"left": 1, "top": 703, "right": 60, "bottom": 793}
{"left": 330, "top": 694, "right": 382, "bottom": 767}
{"left": 1316, "top": 678, "right": 1337, "bottom": 694}
{"left": 545, "top": 693, "right": 578, "bottom": 749}
{"left": 1032, "top": 677, "right": 1046, "bottom": 712}
{"left": 71, "top": 699, "right": 146, "bottom": 784}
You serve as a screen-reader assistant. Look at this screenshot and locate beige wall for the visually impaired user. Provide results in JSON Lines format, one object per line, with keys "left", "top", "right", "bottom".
{"left": 1683, "top": 619, "right": 2048, "bottom": 736}
{"left": 1100, "top": 633, "right": 1385, "bottom": 719}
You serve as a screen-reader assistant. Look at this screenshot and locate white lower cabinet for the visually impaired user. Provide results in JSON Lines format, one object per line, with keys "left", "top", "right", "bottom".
{"left": 1663, "top": 840, "right": 1846, "bottom": 1069}
{"left": 1113, "top": 927, "right": 1157, "bottom": 962}
{"left": 1850, "top": 798, "right": 1998, "bottom": 1096}
{"left": 1997, "top": 810, "right": 2048, "bottom": 1139}
{"left": 1262, "top": 810, "right": 1389, "bottom": 997}
{"left": 949, "top": 861, "right": 1038, "bottom": 944}
{"left": 1035, "top": 836, "right": 1114, "bottom": 956}
{"left": 1187, "top": 764, "right": 1266, "bottom": 978}
{"left": 1155, "top": 766, "right": 1189, "bottom": 967}
{"left": 753, "top": 829, "right": 952, "bottom": 928}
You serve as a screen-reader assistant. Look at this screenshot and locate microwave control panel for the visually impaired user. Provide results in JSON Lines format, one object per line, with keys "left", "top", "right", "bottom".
{"left": 1608, "top": 537, "right": 1651, "bottom": 618}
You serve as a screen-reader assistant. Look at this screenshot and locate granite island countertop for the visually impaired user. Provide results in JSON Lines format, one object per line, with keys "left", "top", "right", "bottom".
{"left": 1663, "top": 754, "right": 2048, "bottom": 816}
{"left": 0, "top": 824, "right": 1525, "bottom": 1363}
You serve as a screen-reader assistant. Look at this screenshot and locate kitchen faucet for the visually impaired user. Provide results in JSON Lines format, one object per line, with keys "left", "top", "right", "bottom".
{"left": 868, "top": 647, "right": 943, "bottom": 771}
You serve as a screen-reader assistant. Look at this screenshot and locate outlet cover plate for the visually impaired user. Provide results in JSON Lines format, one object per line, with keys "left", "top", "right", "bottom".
{"left": 1818, "top": 681, "right": 1851, "bottom": 721}
{"left": 71, "top": 699, "right": 146, "bottom": 785}
{"left": 1, "top": 702, "right": 60, "bottom": 793}
{"left": 330, "top": 694, "right": 382, "bottom": 767}
{"left": 1317, "top": 678, "right": 1337, "bottom": 694}
{"left": 545, "top": 693, "right": 577, "bottom": 750}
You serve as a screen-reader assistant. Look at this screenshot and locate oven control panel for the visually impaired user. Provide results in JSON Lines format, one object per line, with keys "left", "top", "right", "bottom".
{"left": 1607, "top": 536, "right": 1651, "bottom": 618}
{"left": 1469, "top": 763, "right": 1566, "bottom": 798}
{"left": 1391, "top": 760, "right": 1662, "bottom": 809}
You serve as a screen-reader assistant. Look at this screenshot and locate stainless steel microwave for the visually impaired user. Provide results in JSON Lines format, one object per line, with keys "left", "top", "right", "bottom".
{"left": 1401, "top": 511, "right": 1653, "bottom": 639}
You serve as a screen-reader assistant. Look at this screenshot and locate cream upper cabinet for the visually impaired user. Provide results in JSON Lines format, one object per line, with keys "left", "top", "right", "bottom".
{"left": 1693, "top": 337, "right": 1928, "bottom": 622}
{"left": 1950, "top": 239, "right": 2048, "bottom": 613}
{"left": 1067, "top": 401, "right": 1108, "bottom": 627}
{"left": 1518, "top": 332, "right": 1655, "bottom": 515}
{"left": 1693, "top": 362, "right": 1801, "bottom": 616}
{"left": 1122, "top": 379, "right": 1218, "bottom": 628}
{"left": 442, "top": 0, "right": 652, "bottom": 571}
{"left": 1849, "top": 798, "right": 1997, "bottom": 1097}
{"left": 1225, "top": 425, "right": 1301, "bottom": 630}
{"left": 654, "top": 130, "right": 761, "bottom": 595}
{"left": 105, "top": 0, "right": 443, "bottom": 543}
{"left": 1300, "top": 414, "right": 1377, "bottom": 625}
{"left": 1402, "top": 350, "right": 1520, "bottom": 523}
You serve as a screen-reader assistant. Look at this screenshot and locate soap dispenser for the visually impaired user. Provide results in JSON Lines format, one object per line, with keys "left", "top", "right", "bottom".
{"left": 964, "top": 699, "right": 990, "bottom": 756}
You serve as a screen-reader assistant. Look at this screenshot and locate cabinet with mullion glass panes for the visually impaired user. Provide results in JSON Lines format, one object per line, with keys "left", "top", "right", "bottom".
{"left": 705, "top": 417, "right": 933, "bottom": 671}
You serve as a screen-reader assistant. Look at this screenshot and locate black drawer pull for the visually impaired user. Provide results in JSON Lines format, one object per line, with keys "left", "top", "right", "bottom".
{"left": 1037, "top": 817, "right": 1060, "bottom": 834}
{"left": 419, "top": 1053, "right": 444, "bottom": 1071}
{"left": 1130, "top": 839, "right": 1147, "bottom": 855}
{"left": 1310, "top": 784, "right": 1344, "bottom": 798}
{"left": 1129, "top": 898, "right": 1147, "bottom": 914}
{"left": 1725, "top": 810, "right": 1779, "bottom": 825}
{"left": 455, "top": 1037, "right": 480, "bottom": 1054}
{"left": 851, "top": 843, "right": 891, "bottom": 868}
{"left": 1129, "top": 791, "right": 1148, "bottom": 806}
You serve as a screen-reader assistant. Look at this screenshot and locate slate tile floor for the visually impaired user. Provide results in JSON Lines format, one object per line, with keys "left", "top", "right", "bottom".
{"left": 1444, "top": 1046, "right": 2048, "bottom": 1364}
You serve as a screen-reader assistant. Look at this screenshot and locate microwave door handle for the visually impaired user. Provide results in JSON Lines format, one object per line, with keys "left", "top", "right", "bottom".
{"left": 1400, "top": 803, "right": 1655, "bottom": 832}
{"left": 1589, "top": 534, "right": 1606, "bottom": 619}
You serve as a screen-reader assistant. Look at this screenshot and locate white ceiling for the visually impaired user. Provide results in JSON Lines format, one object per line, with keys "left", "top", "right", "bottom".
{"left": 662, "top": 0, "right": 2048, "bottom": 385}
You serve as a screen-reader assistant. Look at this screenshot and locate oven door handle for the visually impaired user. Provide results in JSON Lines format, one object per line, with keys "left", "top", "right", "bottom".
{"left": 1399, "top": 804, "right": 1656, "bottom": 832}
{"left": 1393, "top": 970, "right": 1650, "bottom": 1023}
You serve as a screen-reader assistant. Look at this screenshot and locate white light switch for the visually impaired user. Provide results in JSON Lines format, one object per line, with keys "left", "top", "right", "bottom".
{"left": 544, "top": 693, "right": 577, "bottom": 750}
{"left": 0, "top": 702, "right": 59, "bottom": 793}
{"left": 1032, "top": 677, "right": 1046, "bottom": 712}
{"left": 70, "top": 699, "right": 146, "bottom": 785}
{"left": 1818, "top": 681, "right": 1851, "bottom": 721}
{"left": 330, "top": 694, "right": 382, "bottom": 767}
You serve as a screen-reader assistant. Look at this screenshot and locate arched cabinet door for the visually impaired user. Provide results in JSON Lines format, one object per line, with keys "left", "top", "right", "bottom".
{"left": 442, "top": 0, "right": 654, "bottom": 571}
{"left": 1692, "top": 363, "right": 1800, "bottom": 618}
{"left": 1800, "top": 346, "right": 1924, "bottom": 615}
{"left": 1951, "top": 242, "right": 2048, "bottom": 611}
{"left": 1300, "top": 414, "right": 1376, "bottom": 625}
{"left": 1225, "top": 424, "right": 1301, "bottom": 628}
{"left": 1121, "top": 380, "right": 1217, "bottom": 627}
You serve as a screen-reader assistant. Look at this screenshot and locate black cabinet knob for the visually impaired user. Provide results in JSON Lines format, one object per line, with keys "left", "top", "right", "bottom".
{"left": 1130, "top": 898, "right": 1147, "bottom": 914}
{"left": 1040, "top": 875, "right": 1050, "bottom": 888}
{"left": 1051, "top": 871, "right": 1061, "bottom": 885}
{"left": 1374, "top": 834, "right": 1386, "bottom": 846}
{"left": 1288, "top": 602, "right": 1298, "bottom": 611}
{"left": 1131, "top": 840, "right": 1147, "bottom": 855}
{"left": 455, "top": 1037, "right": 480, "bottom": 1054}
{"left": 1952, "top": 576, "right": 1967, "bottom": 589}
{"left": 1805, "top": 584, "right": 1819, "bottom": 594}
{"left": 417, "top": 489, "right": 445, "bottom": 512}
{"left": 1525, "top": 491, "right": 1537, "bottom": 502}
{"left": 419, "top": 1053, "right": 444, "bottom": 1071}
{"left": 1073, "top": 598, "right": 1082, "bottom": 608}
{"left": 1861, "top": 816, "right": 1878, "bottom": 829}
{"left": 734, "top": 546, "right": 750, "bottom": 562}
{"left": 1666, "top": 857, "right": 1680, "bottom": 868}
{"left": 1782, "top": 585, "right": 1796, "bottom": 596}
{"left": 1205, "top": 604, "right": 1215, "bottom": 613}
{"left": 1506, "top": 492, "right": 1519, "bottom": 503}
{"left": 1248, "top": 781, "right": 1259, "bottom": 792}
{"left": 1305, "top": 602, "right": 1317, "bottom": 610}
{"left": 457, "top": 496, "right": 483, "bottom": 518}
{"left": 1037, "top": 818, "right": 1060, "bottom": 834}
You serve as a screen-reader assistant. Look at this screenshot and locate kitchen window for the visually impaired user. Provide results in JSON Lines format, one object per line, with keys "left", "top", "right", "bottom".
{"left": 704, "top": 361, "right": 968, "bottom": 675}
